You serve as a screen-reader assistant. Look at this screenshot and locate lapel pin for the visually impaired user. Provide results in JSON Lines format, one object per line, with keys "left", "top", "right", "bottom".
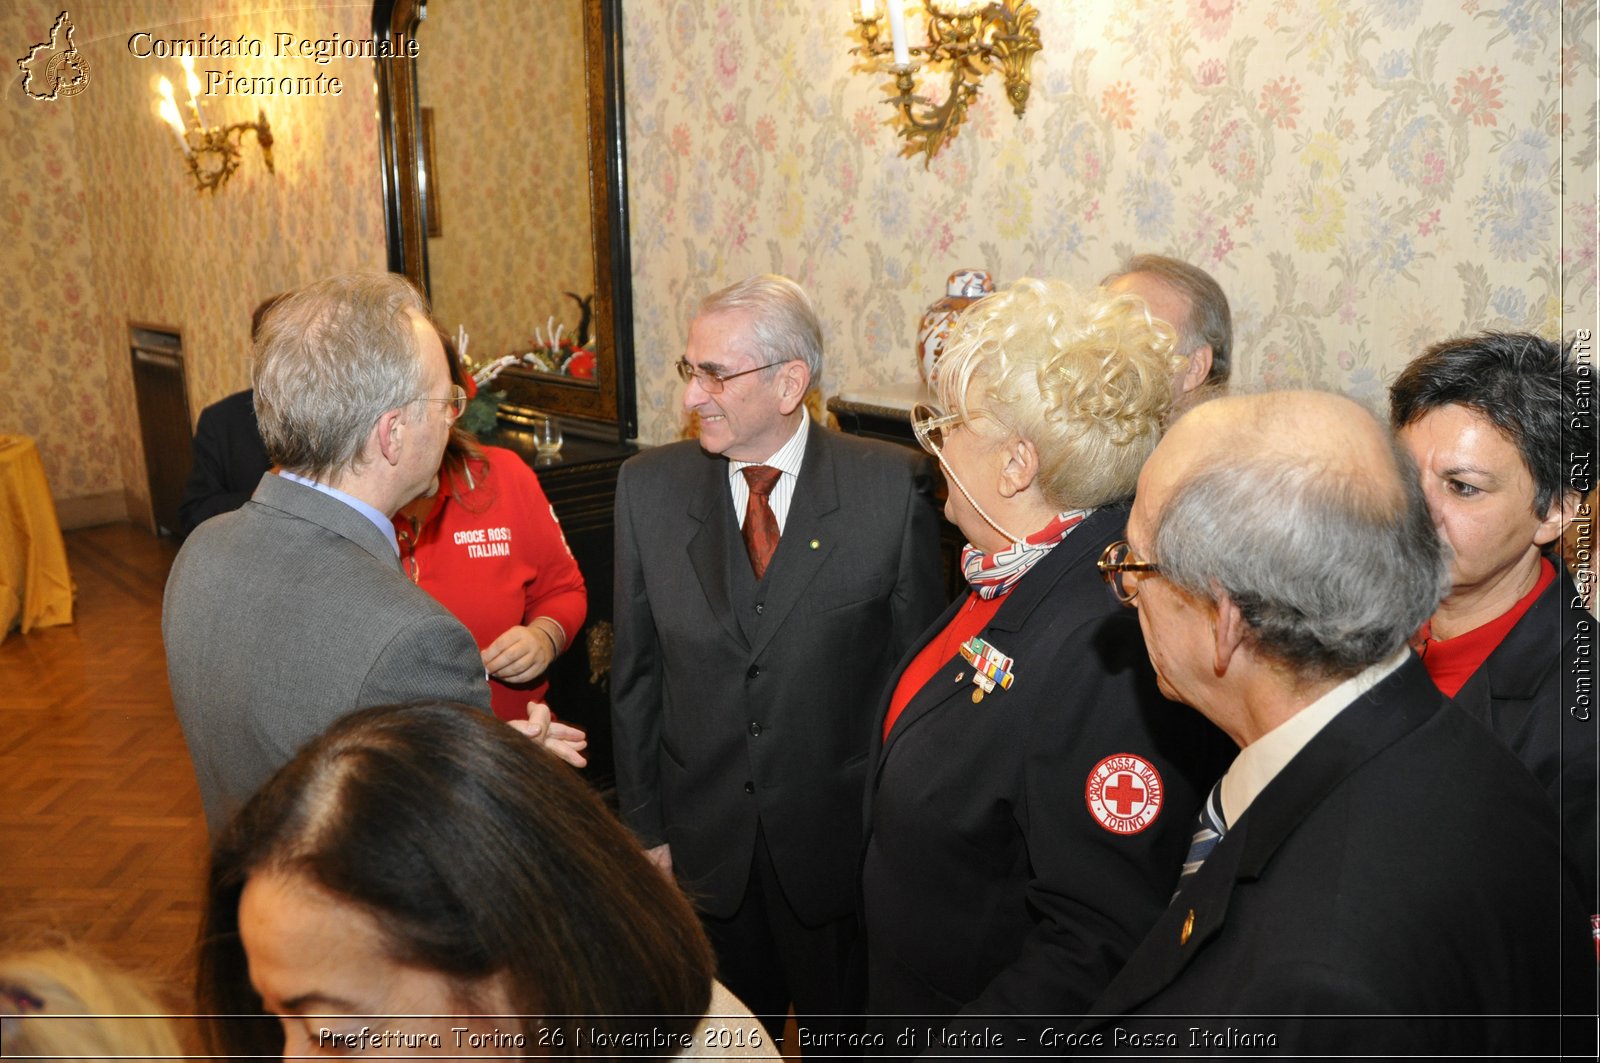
{"left": 809, "top": 538, "right": 820, "bottom": 549}
{"left": 959, "top": 637, "right": 1016, "bottom": 693}
{"left": 1180, "top": 908, "right": 1195, "bottom": 946}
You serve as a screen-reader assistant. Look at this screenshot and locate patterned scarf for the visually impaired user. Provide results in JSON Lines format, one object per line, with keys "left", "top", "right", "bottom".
{"left": 961, "top": 509, "right": 1093, "bottom": 599}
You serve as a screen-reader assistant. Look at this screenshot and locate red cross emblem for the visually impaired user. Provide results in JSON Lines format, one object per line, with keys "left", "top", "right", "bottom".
{"left": 1084, "top": 753, "right": 1164, "bottom": 835}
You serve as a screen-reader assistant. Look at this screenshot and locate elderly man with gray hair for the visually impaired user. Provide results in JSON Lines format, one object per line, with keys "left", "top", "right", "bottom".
{"left": 612, "top": 274, "right": 944, "bottom": 1048}
{"left": 1104, "top": 253, "right": 1231, "bottom": 398}
{"left": 165, "top": 272, "right": 582, "bottom": 835}
{"left": 1081, "top": 391, "right": 1591, "bottom": 1056}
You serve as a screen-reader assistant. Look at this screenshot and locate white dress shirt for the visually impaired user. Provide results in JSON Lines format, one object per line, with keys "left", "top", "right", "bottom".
{"left": 728, "top": 407, "right": 810, "bottom": 533}
{"left": 1218, "top": 647, "right": 1410, "bottom": 826}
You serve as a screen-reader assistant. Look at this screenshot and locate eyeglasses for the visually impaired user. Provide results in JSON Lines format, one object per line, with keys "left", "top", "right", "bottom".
{"left": 675, "top": 357, "right": 787, "bottom": 394}
{"left": 911, "top": 402, "right": 964, "bottom": 456}
{"left": 415, "top": 384, "right": 468, "bottom": 421}
{"left": 1098, "top": 540, "right": 1162, "bottom": 604}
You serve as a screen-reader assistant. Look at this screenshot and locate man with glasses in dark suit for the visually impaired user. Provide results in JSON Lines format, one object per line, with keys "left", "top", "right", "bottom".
{"left": 1084, "top": 390, "right": 1591, "bottom": 1056}
{"left": 611, "top": 274, "right": 944, "bottom": 1049}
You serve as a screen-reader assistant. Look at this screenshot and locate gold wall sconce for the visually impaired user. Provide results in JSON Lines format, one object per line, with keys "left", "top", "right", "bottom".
{"left": 850, "top": 0, "right": 1042, "bottom": 165}
{"left": 154, "top": 57, "right": 273, "bottom": 193}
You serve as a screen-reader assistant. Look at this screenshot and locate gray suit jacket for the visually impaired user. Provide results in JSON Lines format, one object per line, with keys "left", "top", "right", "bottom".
{"left": 611, "top": 423, "right": 945, "bottom": 922}
{"left": 163, "top": 473, "right": 489, "bottom": 833}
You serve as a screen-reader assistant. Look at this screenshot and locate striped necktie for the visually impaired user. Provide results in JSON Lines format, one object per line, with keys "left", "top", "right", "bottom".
{"left": 1173, "top": 780, "right": 1227, "bottom": 901}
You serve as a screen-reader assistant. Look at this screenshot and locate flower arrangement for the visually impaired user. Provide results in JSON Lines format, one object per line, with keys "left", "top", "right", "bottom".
{"left": 521, "top": 314, "right": 597, "bottom": 380}
{"left": 448, "top": 296, "right": 598, "bottom": 434}
{"left": 451, "top": 326, "right": 511, "bottom": 436}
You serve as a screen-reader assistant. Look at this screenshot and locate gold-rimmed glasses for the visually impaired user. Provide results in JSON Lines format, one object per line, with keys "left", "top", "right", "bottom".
{"left": 416, "top": 384, "right": 468, "bottom": 422}
{"left": 1098, "top": 540, "right": 1162, "bottom": 604}
{"left": 911, "top": 402, "right": 963, "bottom": 456}
{"left": 675, "top": 357, "right": 787, "bottom": 395}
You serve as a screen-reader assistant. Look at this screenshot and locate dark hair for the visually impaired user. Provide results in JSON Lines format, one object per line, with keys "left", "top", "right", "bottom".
{"left": 1155, "top": 436, "right": 1448, "bottom": 681}
{"left": 437, "top": 326, "right": 485, "bottom": 477}
{"left": 1390, "top": 331, "right": 1590, "bottom": 516}
{"left": 197, "top": 702, "right": 714, "bottom": 1056}
{"left": 1111, "top": 254, "right": 1232, "bottom": 385}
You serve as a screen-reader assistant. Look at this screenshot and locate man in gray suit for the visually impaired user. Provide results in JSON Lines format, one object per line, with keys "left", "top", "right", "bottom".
{"left": 611, "top": 275, "right": 945, "bottom": 1046}
{"left": 166, "top": 272, "right": 500, "bottom": 834}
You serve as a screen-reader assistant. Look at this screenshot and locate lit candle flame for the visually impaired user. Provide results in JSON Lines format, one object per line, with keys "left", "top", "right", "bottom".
{"left": 157, "top": 96, "right": 192, "bottom": 156}
{"left": 177, "top": 56, "right": 207, "bottom": 126}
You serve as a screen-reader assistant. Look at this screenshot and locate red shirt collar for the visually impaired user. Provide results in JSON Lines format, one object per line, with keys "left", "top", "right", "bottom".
{"left": 1416, "top": 557, "right": 1555, "bottom": 698}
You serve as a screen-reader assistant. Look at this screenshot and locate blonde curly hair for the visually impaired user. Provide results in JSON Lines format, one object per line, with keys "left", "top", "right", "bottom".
{"left": 933, "top": 277, "right": 1183, "bottom": 509}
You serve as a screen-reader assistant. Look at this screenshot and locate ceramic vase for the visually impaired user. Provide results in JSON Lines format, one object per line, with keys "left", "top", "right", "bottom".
{"left": 917, "top": 268, "right": 995, "bottom": 386}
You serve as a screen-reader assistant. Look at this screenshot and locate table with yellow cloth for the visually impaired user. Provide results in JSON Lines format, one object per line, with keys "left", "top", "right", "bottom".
{"left": 0, "top": 435, "right": 73, "bottom": 640}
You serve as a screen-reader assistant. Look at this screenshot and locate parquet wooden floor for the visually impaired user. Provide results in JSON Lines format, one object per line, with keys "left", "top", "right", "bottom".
{"left": 0, "top": 522, "right": 206, "bottom": 1013}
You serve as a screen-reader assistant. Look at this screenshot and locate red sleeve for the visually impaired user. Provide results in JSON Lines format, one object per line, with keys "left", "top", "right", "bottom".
{"left": 487, "top": 447, "right": 588, "bottom": 646}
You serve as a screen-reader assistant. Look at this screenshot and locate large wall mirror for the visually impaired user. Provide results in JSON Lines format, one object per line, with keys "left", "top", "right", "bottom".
{"left": 374, "top": 0, "right": 636, "bottom": 441}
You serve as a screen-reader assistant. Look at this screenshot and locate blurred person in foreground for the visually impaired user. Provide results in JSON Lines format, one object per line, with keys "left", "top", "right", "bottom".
{"left": 1081, "top": 390, "right": 1592, "bottom": 1056}
{"left": 1390, "top": 331, "right": 1596, "bottom": 913}
{"left": 862, "top": 278, "right": 1230, "bottom": 1044}
{"left": 197, "top": 701, "right": 775, "bottom": 1059}
{"left": 0, "top": 947, "right": 185, "bottom": 1062}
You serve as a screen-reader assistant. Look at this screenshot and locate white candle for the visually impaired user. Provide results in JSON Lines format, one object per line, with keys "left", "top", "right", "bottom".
{"left": 179, "top": 56, "right": 207, "bottom": 126}
{"left": 158, "top": 97, "right": 191, "bottom": 156}
{"left": 887, "top": 0, "right": 910, "bottom": 65}
{"left": 860, "top": 0, "right": 877, "bottom": 19}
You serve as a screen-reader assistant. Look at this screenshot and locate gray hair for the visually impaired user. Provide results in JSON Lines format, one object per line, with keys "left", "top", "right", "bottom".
{"left": 1153, "top": 438, "right": 1447, "bottom": 681}
{"left": 1109, "top": 254, "right": 1232, "bottom": 386}
{"left": 936, "top": 277, "right": 1180, "bottom": 509}
{"left": 253, "top": 272, "right": 431, "bottom": 480}
{"left": 698, "top": 274, "right": 823, "bottom": 387}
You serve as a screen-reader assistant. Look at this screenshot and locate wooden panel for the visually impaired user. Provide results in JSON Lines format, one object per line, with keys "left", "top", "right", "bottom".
{"left": 129, "top": 328, "right": 193, "bottom": 538}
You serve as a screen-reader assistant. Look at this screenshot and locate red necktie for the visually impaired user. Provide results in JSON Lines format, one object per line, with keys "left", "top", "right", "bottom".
{"left": 740, "top": 465, "right": 782, "bottom": 580}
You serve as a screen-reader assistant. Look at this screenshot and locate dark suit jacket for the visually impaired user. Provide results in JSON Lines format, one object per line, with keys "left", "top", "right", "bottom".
{"left": 163, "top": 473, "right": 490, "bottom": 833}
{"left": 861, "top": 505, "right": 1232, "bottom": 1036}
{"left": 178, "top": 389, "right": 271, "bottom": 537}
{"left": 610, "top": 423, "right": 945, "bottom": 923}
{"left": 1450, "top": 559, "right": 1597, "bottom": 908}
{"left": 1083, "top": 658, "right": 1594, "bottom": 1057}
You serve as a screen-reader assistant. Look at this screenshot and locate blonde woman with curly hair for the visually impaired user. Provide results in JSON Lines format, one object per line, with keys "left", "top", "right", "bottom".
{"left": 0, "top": 948, "right": 185, "bottom": 1061}
{"left": 861, "top": 278, "right": 1233, "bottom": 1042}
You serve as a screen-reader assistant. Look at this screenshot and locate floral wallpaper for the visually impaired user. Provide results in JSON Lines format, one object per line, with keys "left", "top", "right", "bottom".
{"left": 3, "top": 0, "right": 386, "bottom": 521}
{"left": 419, "top": 0, "right": 595, "bottom": 362}
{"left": 621, "top": 0, "right": 1597, "bottom": 445}
{"left": 4, "top": 0, "right": 1593, "bottom": 512}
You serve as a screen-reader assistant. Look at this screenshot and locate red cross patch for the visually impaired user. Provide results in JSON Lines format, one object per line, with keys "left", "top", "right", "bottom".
{"left": 1084, "top": 753, "right": 1164, "bottom": 835}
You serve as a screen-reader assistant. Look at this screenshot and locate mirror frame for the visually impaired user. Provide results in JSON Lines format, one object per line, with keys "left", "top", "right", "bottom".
{"left": 373, "top": 0, "right": 637, "bottom": 441}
